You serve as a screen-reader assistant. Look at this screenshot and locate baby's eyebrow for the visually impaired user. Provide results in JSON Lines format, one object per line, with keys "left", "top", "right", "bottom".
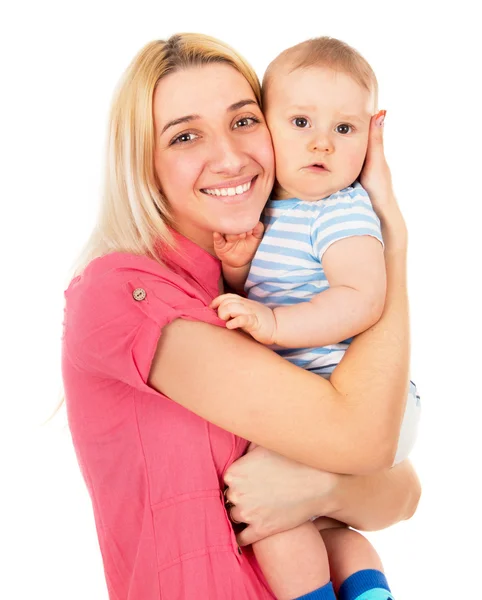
{"left": 289, "top": 104, "right": 318, "bottom": 112}
{"left": 337, "top": 114, "right": 370, "bottom": 123}
{"left": 284, "top": 106, "right": 370, "bottom": 123}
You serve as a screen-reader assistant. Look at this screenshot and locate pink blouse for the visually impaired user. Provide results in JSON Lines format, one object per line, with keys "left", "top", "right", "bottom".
{"left": 62, "top": 232, "right": 275, "bottom": 599}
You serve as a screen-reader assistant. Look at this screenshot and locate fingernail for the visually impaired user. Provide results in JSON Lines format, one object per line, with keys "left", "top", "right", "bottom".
{"left": 375, "top": 109, "right": 386, "bottom": 127}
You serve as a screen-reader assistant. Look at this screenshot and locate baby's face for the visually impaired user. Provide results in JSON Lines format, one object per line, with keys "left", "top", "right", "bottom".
{"left": 265, "top": 66, "right": 375, "bottom": 201}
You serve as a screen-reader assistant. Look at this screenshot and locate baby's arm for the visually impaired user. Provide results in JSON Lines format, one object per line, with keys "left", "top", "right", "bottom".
{"left": 273, "top": 235, "right": 386, "bottom": 347}
{"left": 213, "top": 222, "right": 264, "bottom": 294}
{"left": 212, "top": 235, "right": 386, "bottom": 348}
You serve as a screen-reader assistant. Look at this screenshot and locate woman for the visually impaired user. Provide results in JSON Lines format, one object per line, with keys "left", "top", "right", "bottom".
{"left": 62, "top": 33, "right": 420, "bottom": 599}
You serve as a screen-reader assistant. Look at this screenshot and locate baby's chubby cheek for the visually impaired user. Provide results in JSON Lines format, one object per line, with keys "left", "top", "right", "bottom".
{"left": 346, "top": 147, "right": 368, "bottom": 180}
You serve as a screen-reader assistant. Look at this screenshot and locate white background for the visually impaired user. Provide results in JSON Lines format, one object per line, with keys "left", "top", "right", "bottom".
{"left": 1, "top": 1, "right": 480, "bottom": 598}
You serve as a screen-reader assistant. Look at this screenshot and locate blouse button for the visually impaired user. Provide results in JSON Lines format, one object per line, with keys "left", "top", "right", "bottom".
{"left": 132, "top": 288, "right": 147, "bottom": 301}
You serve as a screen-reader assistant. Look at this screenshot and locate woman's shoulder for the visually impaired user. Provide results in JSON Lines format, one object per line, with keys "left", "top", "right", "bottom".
{"left": 62, "top": 251, "right": 224, "bottom": 378}
{"left": 63, "top": 251, "right": 198, "bottom": 340}
{"left": 72, "top": 251, "right": 172, "bottom": 284}
{"left": 65, "top": 251, "right": 190, "bottom": 302}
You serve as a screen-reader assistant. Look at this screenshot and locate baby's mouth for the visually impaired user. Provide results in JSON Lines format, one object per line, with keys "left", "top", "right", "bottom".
{"left": 305, "top": 163, "right": 329, "bottom": 172}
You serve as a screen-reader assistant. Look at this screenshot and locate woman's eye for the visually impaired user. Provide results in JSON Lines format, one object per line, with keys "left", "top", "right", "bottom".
{"left": 171, "top": 132, "right": 198, "bottom": 145}
{"left": 336, "top": 123, "right": 353, "bottom": 134}
{"left": 233, "top": 117, "right": 259, "bottom": 129}
{"left": 292, "top": 117, "right": 310, "bottom": 128}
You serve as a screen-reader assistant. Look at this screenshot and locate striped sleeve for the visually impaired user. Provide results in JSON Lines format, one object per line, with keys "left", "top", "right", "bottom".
{"left": 311, "top": 183, "right": 384, "bottom": 260}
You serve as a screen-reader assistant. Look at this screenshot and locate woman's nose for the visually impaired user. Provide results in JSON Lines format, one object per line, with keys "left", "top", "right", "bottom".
{"left": 208, "top": 135, "right": 250, "bottom": 175}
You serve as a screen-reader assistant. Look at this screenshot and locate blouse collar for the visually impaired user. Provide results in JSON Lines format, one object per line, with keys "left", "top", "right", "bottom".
{"left": 159, "top": 228, "right": 222, "bottom": 299}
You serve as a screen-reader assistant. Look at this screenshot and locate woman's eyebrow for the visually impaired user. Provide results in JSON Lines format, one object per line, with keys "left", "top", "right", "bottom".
{"left": 161, "top": 114, "right": 200, "bottom": 135}
{"left": 161, "top": 100, "right": 258, "bottom": 135}
{"left": 228, "top": 99, "right": 258, "bottom": 112}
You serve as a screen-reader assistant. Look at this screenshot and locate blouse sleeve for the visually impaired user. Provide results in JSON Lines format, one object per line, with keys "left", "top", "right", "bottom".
{"left": 63, "top": 254, "right": 224, "bottom": 393}
{"left": 311, "top": 182, "right": 384, "bottom": 260}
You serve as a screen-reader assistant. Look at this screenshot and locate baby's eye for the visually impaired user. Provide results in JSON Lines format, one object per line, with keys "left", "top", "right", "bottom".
{"left": 292, "top": 117, "right": 310, "bottom": 128}
{"left": 335, "top": 124, "right": 353, "bottom": 134}
{"left": 233, "top": 117, "right": 259, "bottom": 129}
{"left": 171, "top": 132, "right": 198, "bottom": 145}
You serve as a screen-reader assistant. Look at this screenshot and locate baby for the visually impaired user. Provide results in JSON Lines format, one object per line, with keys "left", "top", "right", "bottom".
{"left": 212, "top": 37, "right": 420, "bottom": 600}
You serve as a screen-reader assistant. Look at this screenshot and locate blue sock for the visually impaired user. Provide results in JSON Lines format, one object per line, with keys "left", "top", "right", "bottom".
{"left": 294, "top": 581, "right": 336, "bottom": 599}
{"left": 338, "top": 570, "right": 393, "bottom": 600}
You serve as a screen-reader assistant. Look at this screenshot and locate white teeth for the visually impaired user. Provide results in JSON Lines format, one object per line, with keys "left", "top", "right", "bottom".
{"left": 203, "top": 180, "right": 252, "bottom": 196}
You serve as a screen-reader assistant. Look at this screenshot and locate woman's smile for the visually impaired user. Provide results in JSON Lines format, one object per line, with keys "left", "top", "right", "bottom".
{"left": 200, "top": 175, "right": 258, "bottom": 203}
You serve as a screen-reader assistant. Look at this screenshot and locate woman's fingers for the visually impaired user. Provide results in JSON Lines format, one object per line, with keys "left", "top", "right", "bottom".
{"left": 364, "top": 110, "right": 386, "bottom": 173}
{"left": 224, "top": 487, "right": 244, "bottom": 525}
{"left": 372, "top": 110, "right": 386, "bottom": 143}
{"left": 228, "top": 504, "right": 244, "bottom": 525}
{"left": 236, "top": 525, "right": 263, "bottom": 547}
{"left": 359, "top": 109, "right": 401, "bottom": 222}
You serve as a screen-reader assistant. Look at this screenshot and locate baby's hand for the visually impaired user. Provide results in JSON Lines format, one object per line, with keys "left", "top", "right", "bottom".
{"left": 210, "top": 293, "right": 277, "bottom": 345}
{"left": 213, "top": 222, "right": 264, "bottom": 268}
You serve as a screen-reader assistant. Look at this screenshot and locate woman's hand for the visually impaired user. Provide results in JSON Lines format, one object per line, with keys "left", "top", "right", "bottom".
{"left": 223, "top": 444, "right": 421, "bottom": 546}
{"left": 360, "top": 111, "right": 407, "bottom": 247}
{"left": 360, "top": 111, "right": 391, "bottom": 205}
{"left": 223, "top": 445, "right": 338, "bottom": 546}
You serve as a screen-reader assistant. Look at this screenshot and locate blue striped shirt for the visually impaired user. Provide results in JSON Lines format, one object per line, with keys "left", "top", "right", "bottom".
{"left": 246, "top": 182, "right": 383, "bottom": 377}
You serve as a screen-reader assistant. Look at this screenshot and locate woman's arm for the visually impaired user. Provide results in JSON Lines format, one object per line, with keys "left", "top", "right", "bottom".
{"left": 222, "top": 446, "right": 420, "bottom": 546}
{"left": 149, "top": 226, "right": 407, "bottom": 476}
{"left": 326, "top": 459, "right": 421, "bottom": 531}
{"left": 148, "top": 114, "right": 408, "bottom": 475}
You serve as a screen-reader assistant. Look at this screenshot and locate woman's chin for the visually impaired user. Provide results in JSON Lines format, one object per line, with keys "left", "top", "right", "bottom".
{"left": 216, "top": 216, "right": 261, "bottom": 236}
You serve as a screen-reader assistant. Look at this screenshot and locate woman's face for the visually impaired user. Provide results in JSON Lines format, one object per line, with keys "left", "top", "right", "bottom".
{"left": 153, "top": 63, "right": 275, "bottom": 253}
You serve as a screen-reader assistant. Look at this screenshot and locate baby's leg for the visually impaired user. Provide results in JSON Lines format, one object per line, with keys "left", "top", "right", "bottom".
{"left": 253, "top": 520, "right": 335, "bottom": 600}
{"left": 320, "top": 526, "right": 393, "bottom": 600}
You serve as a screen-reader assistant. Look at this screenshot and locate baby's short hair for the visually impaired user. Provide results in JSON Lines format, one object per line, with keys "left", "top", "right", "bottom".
{"left": 262, "top": 36, "right": 378, "bottom": 109}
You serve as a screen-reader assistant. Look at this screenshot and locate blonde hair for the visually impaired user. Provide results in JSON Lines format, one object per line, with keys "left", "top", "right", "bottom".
{"left": 263, "top": 36, "right": 378, "bottom": 109}
{"left": 75, "top": 33, "right": 261, "bottom": 275}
